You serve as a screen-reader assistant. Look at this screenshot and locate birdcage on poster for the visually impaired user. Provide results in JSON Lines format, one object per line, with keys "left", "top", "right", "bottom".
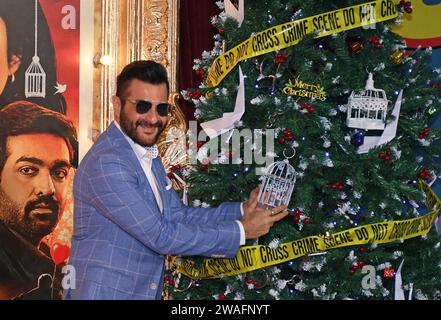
{"left": 346, "top": 73, "right": 388, "bottom": 131}
{"left": 257, "top": 159, "right": 296, "bottom": 209}
{"left": 25, "top": 56, "right": 46, "bottom": 98}
{"left": 25, "top": 0, "right": 46, "bottom": 98}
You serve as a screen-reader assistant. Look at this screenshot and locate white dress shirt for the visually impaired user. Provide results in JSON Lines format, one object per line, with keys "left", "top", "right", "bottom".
{"left": 114, "top": 122, "right": 245, "bottom": 245}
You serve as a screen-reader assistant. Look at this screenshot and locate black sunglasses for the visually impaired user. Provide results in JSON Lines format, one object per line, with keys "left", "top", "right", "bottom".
{"left": 122, "top": 98, "right": 172, "bottom": 116}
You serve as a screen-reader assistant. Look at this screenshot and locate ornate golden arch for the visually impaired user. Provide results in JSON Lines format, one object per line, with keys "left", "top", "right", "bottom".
{"left": 92, "top": 0, "right": 187, "bottom": 164}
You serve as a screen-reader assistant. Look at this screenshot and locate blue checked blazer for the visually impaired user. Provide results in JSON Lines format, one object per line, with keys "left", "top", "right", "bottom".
{"left": 65, "top": 122, "right": 242, "bottom": 300}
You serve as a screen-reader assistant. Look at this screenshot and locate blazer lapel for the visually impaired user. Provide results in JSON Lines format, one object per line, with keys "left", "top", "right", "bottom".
{"left": 106, "top": 122, "right": 162, "bottom": 213}
{"left": 107, "top": 123, "right": 143, "bottom": 174}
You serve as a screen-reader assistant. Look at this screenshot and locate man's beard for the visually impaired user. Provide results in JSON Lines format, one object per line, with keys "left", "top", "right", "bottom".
{"left": 0, "top": 187, "right": 60, "bottom": 246}
{"left": 120, "top": 110, "right": 165, "bottom": 147}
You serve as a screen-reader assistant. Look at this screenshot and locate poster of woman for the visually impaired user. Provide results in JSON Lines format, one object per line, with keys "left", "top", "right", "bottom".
{"left": 0, "top": 0, "right": 79, "bottom": 300}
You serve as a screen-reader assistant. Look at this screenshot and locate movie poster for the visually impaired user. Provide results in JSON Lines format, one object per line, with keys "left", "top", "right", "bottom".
{"left": 0, "top": 0, "right": 79, "bottom": 299}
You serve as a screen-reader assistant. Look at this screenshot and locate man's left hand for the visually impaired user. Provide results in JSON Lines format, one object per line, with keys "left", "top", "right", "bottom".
{"left": 243, "top": 186, "right": 264, "bottom": 218}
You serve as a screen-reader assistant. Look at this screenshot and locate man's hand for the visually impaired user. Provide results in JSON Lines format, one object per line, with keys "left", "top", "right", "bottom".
{"left": 241, "top": 204, "right": 289, "bottom": 240}
{"left": 243, "top": 187, "right": 264, "bottom": 218}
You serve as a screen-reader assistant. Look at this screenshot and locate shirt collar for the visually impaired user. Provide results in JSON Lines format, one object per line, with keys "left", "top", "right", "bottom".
{"left": 114, "top": 121, "right": 158, "bottom": 161}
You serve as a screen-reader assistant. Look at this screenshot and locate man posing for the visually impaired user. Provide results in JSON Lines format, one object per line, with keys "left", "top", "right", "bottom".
{"left": 0, "top": 101, "right": 78, "bottom": 299}
{"left": 67, "top": 60, "right": 288, "bottom": 300}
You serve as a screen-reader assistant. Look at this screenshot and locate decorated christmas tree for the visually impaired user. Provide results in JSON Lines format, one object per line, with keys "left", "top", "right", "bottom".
{"left": 165, "top": 0, "right": 441, "bottom": 300}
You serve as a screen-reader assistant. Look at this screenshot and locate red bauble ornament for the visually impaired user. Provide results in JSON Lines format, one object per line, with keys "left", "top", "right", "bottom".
{"left": 358, "top": 246, "right": 368, "bottom": 253}
{"left": 399, "top": 0, "right": 413, "bottom": 13}
{"left": 300, "top": 103, "right": 315, "bottom": 114}
{"left": 164, "top": 275, "right": 174, "bottom": 286}
{"left": 368, "top": 36, "right": 382, "bottom": 48}
{"left": 195, "top": 69, "right": 205, "bottom": 77}
{"left": 378, "top": 149, "right": 392, "bottom": 163}
{"left": 418, "top": 127, "right": 430, "bottom": 139}
{"left": 189, "top": 89, "right": 203, "bottom": 99}
{"left": 349, "top": 265, "right": 359, "bottom": 274}
{"left": 383, "top": 268, "right": 395, "bottom": 279}
{"left": 281, "top": 129, "right": 294, "bottom": 141}
{"left": 275, "top": 53, "right": 288, "bottom": 65}
{"left": 218, "top": 293, "right": 226, "bottom": 300}
{"left": 197, "top": 141, "right": 206, "bottom": 151}
{"left": 331, "top": 181, "right": 344, "bottom": 190}
{"left": 278, "top": 136, "right": 286, "bottom": 144}
{"left": 293, "top": 209, "right": 304, "bottom": 223}
{"left": 200, "top": 163, "right": 209, "bottom": 170}
{"left": 303, "top": 217, "right": 311, "bottom": 225}
{"left": 418, "top": 167, "right": 431, "bottom": 182}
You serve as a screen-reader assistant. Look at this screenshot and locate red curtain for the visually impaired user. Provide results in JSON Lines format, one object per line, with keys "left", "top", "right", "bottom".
{"left": 178, "top": 0, "right": 220, "bottom": 123}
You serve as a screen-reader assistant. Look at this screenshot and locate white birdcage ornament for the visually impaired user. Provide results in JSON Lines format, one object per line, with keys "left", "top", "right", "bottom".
{"left": 25, "top": 0, "right": 46, "bottom": 98}
{"left": 257, "top": 156, "right": 296, "bottom": 209}
{"left": 346, "top": 73, "right": 388, "bottom": 130}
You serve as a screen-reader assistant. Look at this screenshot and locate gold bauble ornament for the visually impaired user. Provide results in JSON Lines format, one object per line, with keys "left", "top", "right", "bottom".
{"left": 205, "top": 91, "right": 214, "bottom": 99}
{"left": 390, "top": 50, "right": 405, "bottom": 64}
{"left": 427, "top": 105, "right": 438, "bottom": 115}
{"left": 320, "top": 231, "right": 331, "bottom": 239}
{"left": 349, "top": 41, "right": 363, "bottom": 54}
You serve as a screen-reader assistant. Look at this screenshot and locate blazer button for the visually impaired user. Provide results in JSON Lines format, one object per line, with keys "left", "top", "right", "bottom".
{"left": 149, "top": 283, "right": 157, "bottom": 290}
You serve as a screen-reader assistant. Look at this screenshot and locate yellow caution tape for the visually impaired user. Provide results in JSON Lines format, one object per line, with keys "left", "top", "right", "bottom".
{"left": 206, "top": 0, "right": 398, "bottom": 88}
{"left": 173, "top": 181, "right": 441, "bottom": 279}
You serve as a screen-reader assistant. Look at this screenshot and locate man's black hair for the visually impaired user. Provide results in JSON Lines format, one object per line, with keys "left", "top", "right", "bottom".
{"left": 116, "top": 60, "right": 170, "bottom": 98}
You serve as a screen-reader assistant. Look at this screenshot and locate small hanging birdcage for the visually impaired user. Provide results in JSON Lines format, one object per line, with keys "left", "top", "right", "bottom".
{"left": 25, "top": 56, "right": 46, "bottom": 98}
{"left": 25, "top": 0, "right": 46, "bottom": 98}
{"left": 257, "top": 159, "right": 296, "bottom": 209}
{"left": 346, "top": 73, "right": 388, "bottom": 130}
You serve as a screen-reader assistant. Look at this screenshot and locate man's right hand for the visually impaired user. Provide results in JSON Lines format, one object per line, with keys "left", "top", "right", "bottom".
{"left": 241, "top": 204, "right": 289, "bottom": 240}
